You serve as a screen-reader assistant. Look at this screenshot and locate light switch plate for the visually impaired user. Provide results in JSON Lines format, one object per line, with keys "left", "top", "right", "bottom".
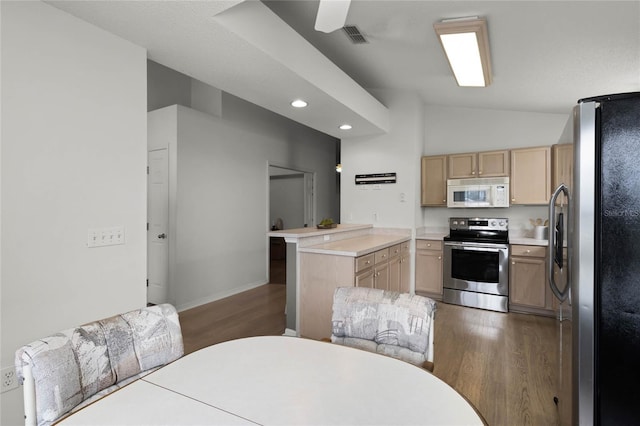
{"left": 87, "top": 226, "right": 125, "bottom": 248}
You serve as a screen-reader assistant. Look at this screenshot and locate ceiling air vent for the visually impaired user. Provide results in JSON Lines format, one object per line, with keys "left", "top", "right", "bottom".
{"left": 342, "top": 25, "right": 368, "bottom": 44}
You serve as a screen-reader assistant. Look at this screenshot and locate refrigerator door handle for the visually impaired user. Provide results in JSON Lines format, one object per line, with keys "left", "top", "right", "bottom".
{"left": 548, "top": 183, "right": 571, "bottom": 301}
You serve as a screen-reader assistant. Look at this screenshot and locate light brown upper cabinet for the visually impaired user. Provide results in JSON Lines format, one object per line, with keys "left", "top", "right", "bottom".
{"left": 448, "top": 150, "right": 509, "bottom": 179}
{"left": 421, "top": 155, "right": 447, "bottom": 206}
{"left": 552, "top": 143, "right": 574, "bottom": 192}
{"left": 510, "top": 146, "right": 551, "bottom": 205}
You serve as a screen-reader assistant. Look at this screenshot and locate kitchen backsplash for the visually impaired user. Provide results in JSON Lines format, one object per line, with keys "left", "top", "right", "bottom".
{"left": 421, "top": 205, "right": 549, "bottom": 238}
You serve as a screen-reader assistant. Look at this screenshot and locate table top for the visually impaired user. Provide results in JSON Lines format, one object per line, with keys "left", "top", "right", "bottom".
{"left": 60, "top": 336, "right": 484, "bottom": 425}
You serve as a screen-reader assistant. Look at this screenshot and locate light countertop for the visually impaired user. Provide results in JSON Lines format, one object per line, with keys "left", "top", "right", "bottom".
{"left": 299, "top": 234, "right": 409, "bottom": 257}
{"left": 509, "top": 237, "right": 548, "bottom": 246}
{"left": 416, "top": 232, "right": 448, "bottom": 240}
{"left": 267, "top": 223, "right": 371, "bottom": 239}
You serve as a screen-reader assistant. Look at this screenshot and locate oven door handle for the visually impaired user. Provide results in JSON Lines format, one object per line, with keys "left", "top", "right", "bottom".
{"left": 444, "top": 242, "right": 508, "bottom": 252}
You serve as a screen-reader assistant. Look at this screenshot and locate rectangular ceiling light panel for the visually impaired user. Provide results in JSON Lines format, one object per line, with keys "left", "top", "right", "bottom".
{"left": 434, "top": 17, "right": 492, "bottom": 87}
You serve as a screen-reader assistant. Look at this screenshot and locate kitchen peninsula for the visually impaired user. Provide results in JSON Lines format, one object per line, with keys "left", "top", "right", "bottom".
{"left": 267, "top": 225, "right": 410, "bottom": 338}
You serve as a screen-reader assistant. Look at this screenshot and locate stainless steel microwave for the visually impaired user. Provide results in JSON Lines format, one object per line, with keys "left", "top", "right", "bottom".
{"left": 447, "top": 177, "right": 510, "bottom": 208}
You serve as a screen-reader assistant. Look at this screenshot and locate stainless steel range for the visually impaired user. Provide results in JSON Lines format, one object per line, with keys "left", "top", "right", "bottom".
{"left": 443, "top": 217, "right": 509, "bottom": 312}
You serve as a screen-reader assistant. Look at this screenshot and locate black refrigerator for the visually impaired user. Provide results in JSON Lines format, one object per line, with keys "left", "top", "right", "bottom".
{"left": 549, "top": 92, "right": 640, "bottom": 425}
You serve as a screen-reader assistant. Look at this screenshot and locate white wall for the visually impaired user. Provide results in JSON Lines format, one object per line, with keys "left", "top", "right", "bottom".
{"left": 422, "top": 105, "right": 570, "bottom": 235}
{"left": 1, "top": 2, "right": 147, "bottom": 424}
{"left": 149, "top": 105, "right": 339, "bottom": 311}
{"left": 341, "top": 91, "right": 424, "bottom": 229}
{"left": 424, "top": 105, "right": 570, "bottom": 155}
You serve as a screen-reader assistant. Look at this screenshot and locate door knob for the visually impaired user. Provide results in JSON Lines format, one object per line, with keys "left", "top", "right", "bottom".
{"left": 158, "top": 233, "right": 167, "bottom": 239}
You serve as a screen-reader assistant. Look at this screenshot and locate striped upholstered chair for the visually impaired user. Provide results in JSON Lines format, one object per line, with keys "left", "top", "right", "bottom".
{"left": 15, "top": 303, "right": 183, "bottom": 426}
{"left": 331, "top": 287, "right": 437, "bottom": 371}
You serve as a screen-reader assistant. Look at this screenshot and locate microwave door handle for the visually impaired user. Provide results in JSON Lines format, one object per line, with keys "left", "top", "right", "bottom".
{"left": 548, "top": 184, "right": 570, "bottom": 302}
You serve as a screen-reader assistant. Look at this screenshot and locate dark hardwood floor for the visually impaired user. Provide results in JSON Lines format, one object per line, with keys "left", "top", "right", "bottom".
{"left": 178, "top": 277, "right": 558, "bottom": 426}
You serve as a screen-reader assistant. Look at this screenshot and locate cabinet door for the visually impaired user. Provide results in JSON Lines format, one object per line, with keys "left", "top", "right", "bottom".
{"left": 400, "top": 243, "right": 411, "bottom": 293}
{"left": 478, "top": 150, "right": 509, "bottom": 177}
{"left": 388, "top": 256, "right": 401, "bottom": 292}
{"left": 374, "top": 262, "right": 390, "bottom": 291}
{"left": 510, "top": 256, "right": 547, "bottom": 308}
{"left": 415, "top": 250, "right": 443, "bottom": 295}
{"left": 552, "top": 144, "right": 573, "bottom": 206}
{"left": 510, "top": 146, "right": 551, "bottom": 205}
{"left": 421, "top": 156, "right": 447, "bottom": 206}
{"left": 355, "top": 268, "right": 375, "bottom": 288}
{"left": 448, "top": 153, "right": 477, "bottom": 178}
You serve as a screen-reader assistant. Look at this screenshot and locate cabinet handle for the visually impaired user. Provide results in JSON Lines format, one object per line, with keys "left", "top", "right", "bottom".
{"left": 512, "top": 261, "right": 516, "bottom": 265}
{"left": 427, "top": 243, "right": 431, "bottom": 247}
{"left": 479, "top": 171, "right": 482, "bottom": 175}
{"left": 443, "top": 199, "right": 446, "bottom": 203}
{"left": 526, "top": 249, "right": 531, "bottom": 253}
{"left": 511, "top": 198, "right": 516, "bottom": 202}
{"left": 438, "top": 256, "right": 441, "bottom": 260}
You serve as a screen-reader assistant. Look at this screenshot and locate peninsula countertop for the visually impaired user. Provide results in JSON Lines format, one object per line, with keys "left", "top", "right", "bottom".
{"left": 267, "top": 223, "right": 372, "bottom": 239}
{"left": 298, "top": 234, "right": 410, "bottom": 257}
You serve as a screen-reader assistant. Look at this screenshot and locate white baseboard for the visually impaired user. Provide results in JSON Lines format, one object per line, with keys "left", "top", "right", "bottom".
{"left": 282, "top": 328, "right": 298, "bottom": 337}
{"left": 175, "top": 280, "right": 268, "bottom": 312}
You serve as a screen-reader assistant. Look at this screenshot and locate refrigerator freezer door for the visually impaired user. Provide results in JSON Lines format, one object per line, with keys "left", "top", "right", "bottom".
{"left": 596, "top": 94, "right": 640, "bottom": 424}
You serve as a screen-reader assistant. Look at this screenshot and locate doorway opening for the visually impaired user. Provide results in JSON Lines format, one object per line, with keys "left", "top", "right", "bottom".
{"left": 268, "top": 165, "right": 314, "bottom": 284}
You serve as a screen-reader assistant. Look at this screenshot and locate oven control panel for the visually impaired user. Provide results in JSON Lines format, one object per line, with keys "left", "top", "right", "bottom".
{"left": 449, "top": 217, "right": 508, "bottom": 231}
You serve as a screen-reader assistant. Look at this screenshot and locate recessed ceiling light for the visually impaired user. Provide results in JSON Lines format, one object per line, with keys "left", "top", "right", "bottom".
{"left": 339, "top": 124, "right": 352, "bottom": 130}
{"left": 291, "top": 99, "right": 308, "bottom": 108}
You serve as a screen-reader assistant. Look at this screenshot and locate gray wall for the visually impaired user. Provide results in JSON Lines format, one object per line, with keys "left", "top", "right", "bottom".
{"left": 148, "top": 65, "right": 340, "bottom": 311}
{"left": 270, "top": 175, "right": 305, "bottom": 230}
{"left": 1, "top": 2, "right": 147, "bottom": 424}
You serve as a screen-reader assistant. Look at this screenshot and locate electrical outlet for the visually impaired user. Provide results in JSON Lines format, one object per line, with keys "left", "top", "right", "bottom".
{"left": 1, "top": 366, "right": 18, "bottom": 392}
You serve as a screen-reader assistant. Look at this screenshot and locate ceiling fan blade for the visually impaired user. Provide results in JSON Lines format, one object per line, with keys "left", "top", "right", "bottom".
{"left": 314, "top": 0, "right": 351, "bottom": 33}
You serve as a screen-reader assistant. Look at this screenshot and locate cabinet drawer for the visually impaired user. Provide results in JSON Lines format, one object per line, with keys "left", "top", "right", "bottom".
{"left": 355, "top": 254, "right": 375, "bottom": 272}
{"left": 511, "top": 245, "right": 546, "bottom": 257}
{"left": 401, "top": 241, "right": 410, "bottom": 254}
{"left": 416, "top": 240, "right": 442, "bottom": 251}
{"left": 389, "top": 244, "right": 402, "bottom": 258}
{"left": 374, "top": 248, "right": 390, "bottom": 264}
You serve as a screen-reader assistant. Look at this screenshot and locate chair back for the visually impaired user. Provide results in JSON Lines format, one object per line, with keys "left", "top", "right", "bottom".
{"left": 15, "top": 303, "right": 183, "bottom": 426}
{"left": 331, "top": 287, "right": 436, "bottom": 367}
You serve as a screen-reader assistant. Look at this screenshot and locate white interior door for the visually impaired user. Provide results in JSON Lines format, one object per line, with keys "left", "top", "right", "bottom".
{"left": 147, "top": 148, "right": 169, "bottom": 304}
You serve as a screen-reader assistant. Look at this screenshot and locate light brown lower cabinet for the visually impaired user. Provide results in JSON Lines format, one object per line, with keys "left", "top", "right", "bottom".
{"left": 415, "top": 240, "right": 443, "bottom": 299}
{"left": 509, "top": 245, "right": 554, "bottom": 316}
{"left": 299, "top": 240, "right": 410, "bottom": 340}
{"left": 389, "top": 242, "right": 411, "bottom": 293}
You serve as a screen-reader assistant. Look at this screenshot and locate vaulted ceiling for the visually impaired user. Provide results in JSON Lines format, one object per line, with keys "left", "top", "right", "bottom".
{"left": 48, "top": 0, "right": 640, "bottom": 138}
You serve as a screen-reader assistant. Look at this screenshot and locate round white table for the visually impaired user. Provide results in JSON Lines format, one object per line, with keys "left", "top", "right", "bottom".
{"left": 61, "top": 336, "right": 484, "bottom": 425}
